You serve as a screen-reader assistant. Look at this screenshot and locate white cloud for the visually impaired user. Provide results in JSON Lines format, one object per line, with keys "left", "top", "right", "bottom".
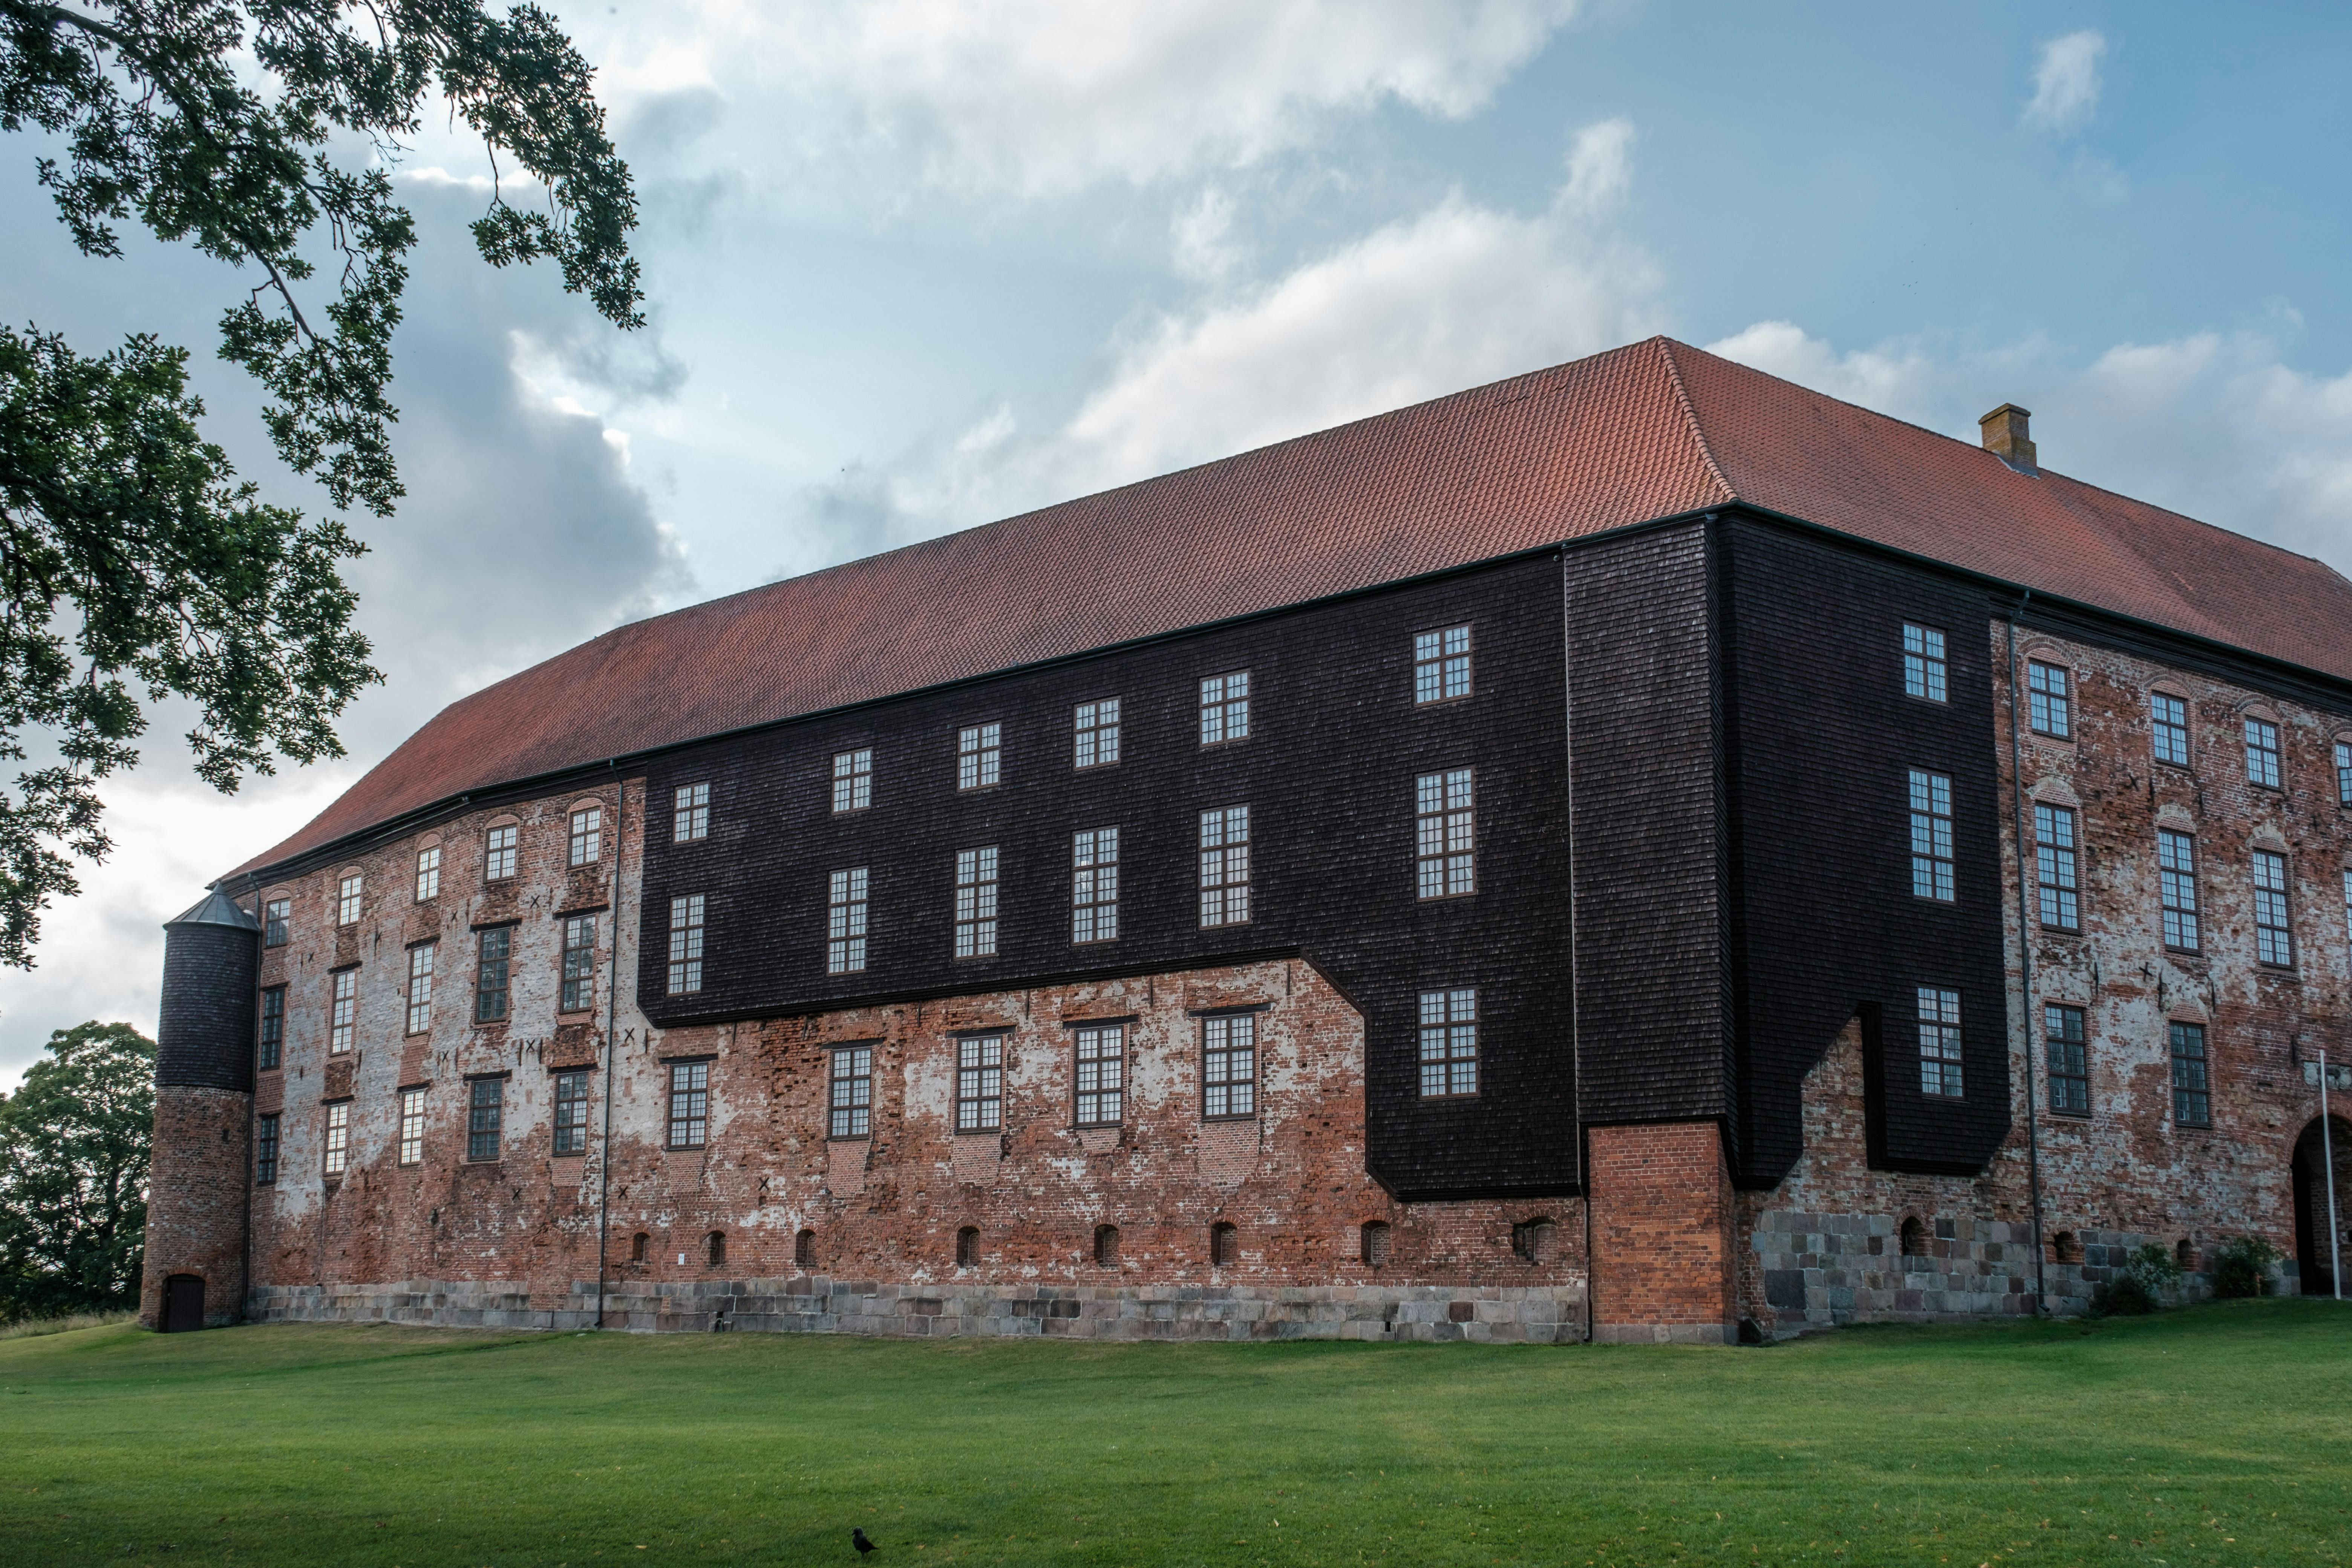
{"left": 2023, "top": 30, "right": 2106, "bottom": 136}
{"left": 1172, "top": 188, "right": 1248, "bottom": 282}
{"left": 1704, "top": 320, "right": 1945, "bottom": 426}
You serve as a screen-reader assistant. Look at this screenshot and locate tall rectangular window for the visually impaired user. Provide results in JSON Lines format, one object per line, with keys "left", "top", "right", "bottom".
{"left": 2344, "top": 867, "right": 2351, "bottom": 947}
{"left": 1917, "top": 986, "right": 1964, "bottom": 1098}
{"left": 668, "top": 1060, "right": 709, "bottom": 1149}
{"left": 264, "top": 897, "right": 290, "bottom": 947}
{"left": 2158, "top": 830, "right": 2200, "bottom": 952}
{"left": 1418, "top": 989, "right": 1478, "bottom": 1098}
{"left": 1415, "top": 768, "right": 1476, "bottom": 899}
{"left": 1200, "top": 671, "right": 1251, "bottom": 745}
{"left": 257, "top": 986, "right": 285, "bottom": 1070}
{"left": 2245, "top": 717, "right": 2282, "bottom": 789}
{"left": 2045, "top": 1004, "right": 2088, "bottom": 1115}
{"left": 2337, "top": 740, "right": 2352, "bottom": 806}
{"left": 467, "top": 1078, "right": 503, "bottom": 1162}
{"left": 1414, "top": 625, "right": 1472, "bottom": 704}
{"left": 323, "top": 1101, "right": 350, "bottom": 1176}
{"left": 2153, "top": 693, "right": 2191, "bottom": 766}
{"left": 1909, "top": 769, "right": 1955, "bottom": 902}
{"left": 405, "top": 943, "right": 435, "bottom": 1035}
{"left": 827, "top": 868, "right": 869, "bottom": 974}
{"left": 415, "top": 847, "right": 441, "bottom": 902}
{"left": 674, "top": 782, "right": 710, "bottom": 842}
{"left": 2034, "top": 803, "right": 2079, "bottom": 931}
{"left": 398, "top": 1087, "right": 426, "bottom": 1165}
{"left": 329, "top": 967, "right": 357, "bottom": 1054}
{"left": 255, "top": 1112, "right": 280, "bottom": 1185}
{"left": 2252, "top": 850, "right": 2294, "bottom": 967}
{"left": 668, "top": 894, "right": 706, "bottom": 994}
{"left": 568, "top": 807, "right": 602, "bottom": 866}
{"left": 955, "top": 1035, "right": 1003, "bottom": 1132}
{"left": 484, "top": 824, "right": 517, "bottom": 880}
{"left": 553, "top": 1069, "right": 591, "bottom": 1155}
{"left": 475, "top": 926, "right": 511, "bottom": 1023}
{"left": 829, "top": 1046, "right": 873, "bottom": 1138}
{"left": 1072, "top": 828, "right": 1119, "bottom": 943}
{"left": 1902, "top": 623, "right": 1947, "bottom": 703}
{"left": 2027, "top": 660, "right": 2071, "bottom": 738}
{"left": 831, "top": 748, "right": 873, "bottom": 813}
{"left": 1203, "top": 1014, "right": 1256, "bottom": 1119}
{"left": 1199, "top": 805, "right": 1251, "bottom": 927}
{"left": 954, "top": 847, "right": 1000, "bottom": 958}
{"left": 337, "top": 874, "right": 362, "bottom": 926}
{"left": 560, "top": 915, "right": 597, "bottom": 1012}
{"left": 1074, "top": 1024, "right": 1123, "bottom": 1126}
{"left": 1074, "top": 699, "right": 1120, "bottom": 769}
{"left": 957, "top": 723, "right": 1002, "bottom": 790}
{"left": 2169, "top": 1021, "right": 2210, "bottom": 1127}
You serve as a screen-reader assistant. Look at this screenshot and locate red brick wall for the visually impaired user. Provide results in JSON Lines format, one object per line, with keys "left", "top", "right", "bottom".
{"left": 139, "top": 1085, "right": 250, "bottom": 1328}
{"left": 1586, "top": 1121, "right": 1733, "bottom": 1342}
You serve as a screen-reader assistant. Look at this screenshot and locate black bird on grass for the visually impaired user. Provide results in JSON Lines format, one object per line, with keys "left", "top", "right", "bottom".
{"left": 852, "top": 1527, "right": 876, "bottom": 1554}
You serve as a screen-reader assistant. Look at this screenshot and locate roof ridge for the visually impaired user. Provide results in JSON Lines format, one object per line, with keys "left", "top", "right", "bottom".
{"left": 1653, "top": 337, "right": 1739, "bottom": 505}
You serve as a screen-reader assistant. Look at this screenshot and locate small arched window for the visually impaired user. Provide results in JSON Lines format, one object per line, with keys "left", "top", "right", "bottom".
{"left": 956, "top": 1226, "right": 980, "bottom": 1268}
{"left": 1360, "top": 1220, "right": 1391, "bottom": 1268}
{"left": 1511, "top": 1217, "right": 1557, "bottom": 1264}
{"left": 2176, "top": 1238, "right": 2197, "bottom": 1271}
{"left": 2050, "top": 1230, "right": 2082, "bottom": 1265}
{"left": 795, "top": 1228, "right": 817, "bottom": 1270}
{"left": 706, "top": 1231, "right": 726, "bottom": 1267}
{"left": 1210, "top": 1222, "right": 1237, "bottom": 1267}
{"left": 1093, "top": 1224, "right": 1120, "bottom": 1267}
{"left": 1899, "top": 1216, "right": 1929, "bottom": 1257}
{"left": 629, "top": 1231, "right": 648, "bottom": 1263}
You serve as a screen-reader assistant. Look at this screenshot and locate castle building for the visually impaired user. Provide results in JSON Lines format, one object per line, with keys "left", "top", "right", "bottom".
{"left": 139, "top": 338, "right": 2352, "bottom": 1341}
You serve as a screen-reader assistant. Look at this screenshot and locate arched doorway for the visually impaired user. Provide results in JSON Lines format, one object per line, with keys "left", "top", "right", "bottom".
{"left": 2291, "top": 1116, "right": 2352, "bottom": 1297}
{"left": 162, "top": 1274, "right": 205, "bottom": 1332}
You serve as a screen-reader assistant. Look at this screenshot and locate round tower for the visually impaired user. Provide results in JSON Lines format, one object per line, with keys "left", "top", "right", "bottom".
{"left": 139, "top": 888, "right": 260, "bottom": 1331}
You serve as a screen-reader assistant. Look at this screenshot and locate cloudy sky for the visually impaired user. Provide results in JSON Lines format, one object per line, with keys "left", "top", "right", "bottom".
{"left": 3, "top": 1, "right": 2350, "bottom": 1087}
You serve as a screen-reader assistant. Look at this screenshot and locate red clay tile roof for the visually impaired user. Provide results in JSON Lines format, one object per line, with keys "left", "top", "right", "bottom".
{"left": 229, "top": 336, "right": 2352, "bottom": 879}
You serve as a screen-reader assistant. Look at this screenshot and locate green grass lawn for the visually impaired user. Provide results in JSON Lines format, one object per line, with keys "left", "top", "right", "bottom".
{"left": 1, "top": 1302, "right": 2346, "bottom": 1567}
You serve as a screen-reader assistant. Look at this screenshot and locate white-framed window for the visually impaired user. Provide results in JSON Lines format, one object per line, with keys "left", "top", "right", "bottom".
{"left": 1072, "top": 827, "right": 1119, "bottom": 943}
{"left": 2343, "top": 866, "right": 2351, "bottom": 947}
{"left": 414, "top": 847, "right": 441, "bottom": 902}
{"left": 2027, "top": 660, "right": 2071, "bottom": 738}
{"left": 1917, "top": 986, "right": 1963, "bottom": 1098}
{"left": 405, "top": 943, "right": 435, "bottom": 1035}
{"left": 832, "top": 748, "right": 873, "bottom": 813}
{"left": 1909, "top": 769, "right": 1955, "bottom": 902}
{"left": 956, "top": 1036, "right": 1003, "bottom": 1133}
{"left": 336, "top": 873, "right": 362, "bottom": 926}
{"left": 954, "top": 847, "right": 1000, "bottom": 958}
{"left": 1075, "top": 699, "right": 1121, "bottom": 769}
{"left": 1414, "top": 625, "right": 1472, "bottom": 704}
{"left": 2153, "top": 693, "right": 2191, "bottom": 767}
{"left": 2245, "top": 717, "right": 2282, "bottom": 789}
{"left": 484, "top": 824, "right": 517, "bottom": 881}
{"left": 1199, "top": 805, "right": 1251, "bottom": 927}
{"left": 1074, "top": 1024, "right": 1123, "bottom": 1127}
{"left": 2034, "top": 803, "right": 2079, "bottom": 932}
{"left": 958, "top": 723, "right": 1002, "bottom": 790}
{"left": 263, "top": 897, "right": 290, "bottom": 947}
{"left": 2337, "top": 740, "right": 2352, "bottom": 806}
{"left": 2253, "top": 850, "right": 2294, "bottom": 967}
{"left": 674, "top": 782, "right": 710, "bottom": 842}
{"left": 1200, "top": 671, "right": 1251, "bottom": 745}
{"left": 323, "top": 1101, "right": 351, "bottom": 1177}
{"left": 553, "top": 1069, "right": 591, "bottom": 1155}
{"left": 1418, "top": 989, "right": 1478, "bottom": 1098}
{"left": 1902, "top": 623, "right": 1947, "bottom": 703}
{"left": 568, "top": 806, "right": 602, "bottom": 867}
{"left": 668, "top": 1060, "right": 710, "bottom": 1149}
{"left": 829, "top": 1045, "right": 873, "bottom": 1138}
{"left": 329, "top": 968, "right": 357, "bottom": 1054}
{"left": 560, "top": 915, "right": 597, "bottom": 1012}
{"left": 827, "top": 868, "right": 869, "bottom": 974}
{"left": 398, "top": 1087, "right": 426, "bottom": 1166}
{"left": 2159, "top": 830, "right": 2200, "bottom": 952}
{"left": 1415, "top": 768, "right": 1475, "bottom": 899}
{"left": 1203, "top": 1014, "right": 1256, "bottom": 1119}
{"left": 668, "top": 894, "right": 706, "bottom": 994}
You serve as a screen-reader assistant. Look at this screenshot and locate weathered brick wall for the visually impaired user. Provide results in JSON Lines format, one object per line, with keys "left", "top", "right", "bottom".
{"left": 1586, "top": 1122, "right": 1734, "bottom": 1343}
{"left": 139, "top": 1086, "right": 250, "bottom": 1328}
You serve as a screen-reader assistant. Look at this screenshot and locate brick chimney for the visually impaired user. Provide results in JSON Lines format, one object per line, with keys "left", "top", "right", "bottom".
{"left": 1979, "top": 403, "right": 2037, "bottom": 474}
